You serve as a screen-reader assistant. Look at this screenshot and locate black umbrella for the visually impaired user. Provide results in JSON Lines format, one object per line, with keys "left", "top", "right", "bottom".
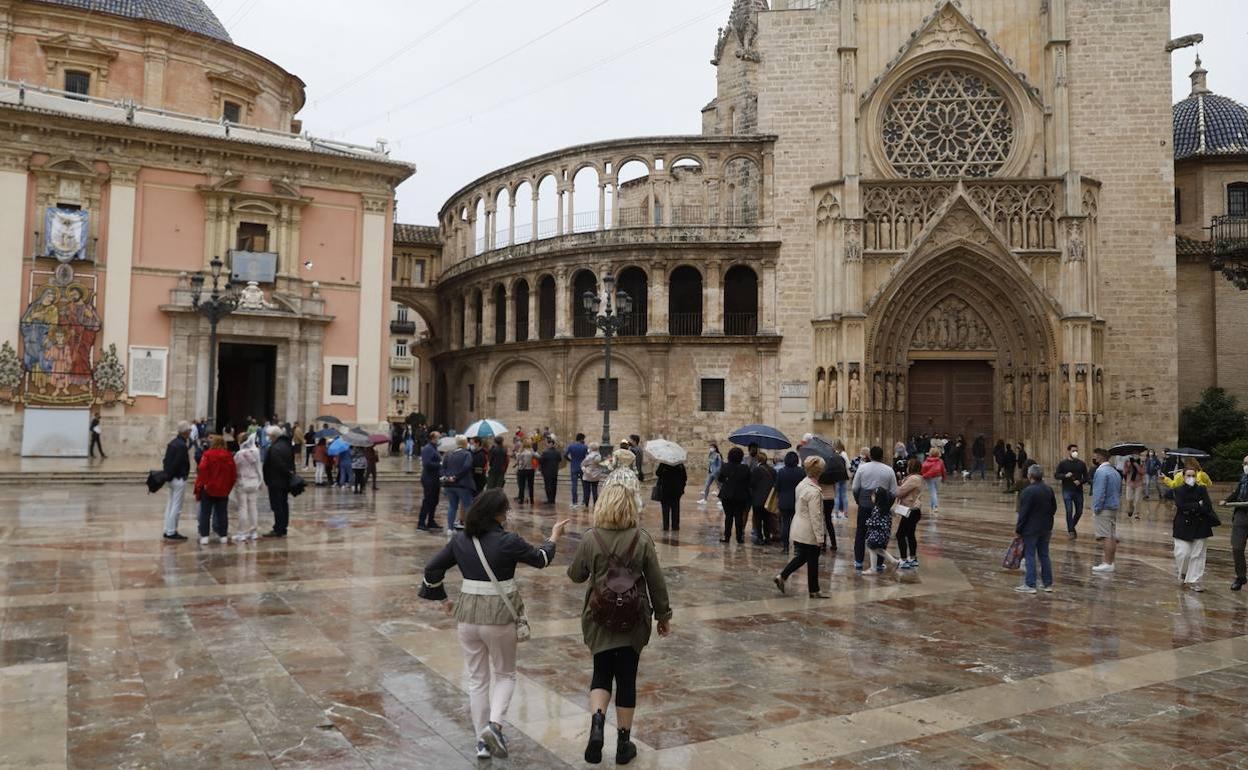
{"left": 1107, "top": 442, "right": 1147, "bottom": 457}
{"left": 728, "top": 424, "right": 792, "bottom": 450}
{"left": 1169, "top": 447, "right": 1211, "bottom": 460}
{"left": 314, "top": 415, "right": 344, "bottom": 425}
{"left": 340, "top": 428, "right": 372, "bottom": 448}
{"left": 798, "top": 434, "right": 838, "bottom": 464}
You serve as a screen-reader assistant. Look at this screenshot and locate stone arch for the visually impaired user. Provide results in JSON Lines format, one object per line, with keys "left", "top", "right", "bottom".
{"left": 487, "top": 356, "right": 555, "bottom": 432}
{"left": 568, "top": 349, "right": 649, "bottom": 443}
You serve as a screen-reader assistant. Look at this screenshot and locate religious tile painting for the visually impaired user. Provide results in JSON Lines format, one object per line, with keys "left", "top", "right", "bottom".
{"left": 18, "top": 270, "right": 101, "bottom": 405}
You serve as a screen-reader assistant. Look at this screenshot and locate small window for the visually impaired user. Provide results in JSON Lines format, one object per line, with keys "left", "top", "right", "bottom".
{"left": 516, "top": 380, "right": 530, "bottom": 412}
{"left": 394, "top": 339, "right": 408, "bottom": 357}
{"left": 236, "top": 222, "right": 269, "bottom": 251}
{"left": 1229, "top": 183, "right": 1248, "bottom": 218}
{"left": 1174, "top": 188, "right": 1182, "bottom": 225}
{"left": 597, "top": 378, "right": 619, "bottom": 412}
{"left": 396, "top": 306, "right": 409, "bottom": 323}
{"left": 64, "top": 70, "right": 90, "bottom": 100}
{"left": 414, "top": 260, "right": 426, "bottom": 284}
{"left": 223, "top": 100, "right": 242, "bottom": 124}
{"left": 468, "top": 384, "right": 476, "bottom": 414}
{"left": 700, "top": 378, "right": 726, "bottom": 412}
{"left": 330, "top": 365, "right": 350, "bottom": 396}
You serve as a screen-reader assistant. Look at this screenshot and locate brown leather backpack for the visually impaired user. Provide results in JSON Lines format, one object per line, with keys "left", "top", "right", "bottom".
{"left": 588, "top": 529, "right": 643, "bottom": 632}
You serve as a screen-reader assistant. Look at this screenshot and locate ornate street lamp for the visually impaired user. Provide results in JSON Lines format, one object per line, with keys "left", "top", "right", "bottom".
{"left": 582, "top": 271, "right": 632, "bottom": 448}
{"left": 189, "top": 256, "right": 238, "bottom": 431}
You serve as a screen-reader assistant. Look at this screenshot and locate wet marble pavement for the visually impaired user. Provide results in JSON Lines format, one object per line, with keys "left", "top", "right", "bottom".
{"left": 1, "top": 478, "right": 1247, "bottom": 769}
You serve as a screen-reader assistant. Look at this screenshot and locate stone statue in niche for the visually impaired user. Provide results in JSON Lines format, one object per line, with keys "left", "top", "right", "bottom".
{"left": 1037, "top": 372, "right": 1049, "bottom": 414}
{"left": 873, "top": 372, "right": 883, "bottom": 409}
{"left": 1061, "top": 367, "right": 1071, "bottom": 414}
{"left": 884, "top": 373, "right": 895, "bottom": 411}
{"left": 814, "top": 369, "right": 826, "bottom": 413}
{"left": 848, "top": 369, "right": 861, "bottom": 412}
{"left": 911, "top": 298, "right": 993, "bottom": 350}
{"left": 1076, "top": 368, "right": 1088, "bottom": 413}
{"left": 1020, "top": 373, "right": 1032, "bottom": 414}
{"left": 1002, "top": 373, "right": 1015, "bottom": 414}
{"left": 895, "top": 373, "right": 905, "bottom": 413}
{"left": 1094, "top": 368, "right": 1105, "bottom": 415}
{"left": 828, "top": 367, "right": 838, "bottom": 413}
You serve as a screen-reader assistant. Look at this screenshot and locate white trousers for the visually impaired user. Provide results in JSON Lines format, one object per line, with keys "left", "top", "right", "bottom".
{"left": 1173, "top": 537, "right": 1208, "bottom": 585}
{"left": 457, "top": 622, "right": 518, "bottom": 737}
{"left": 163, "top": 477, "right": 186, "bottom": 535}
{"left": 315, "top": 462, "right": 326, "bottom": 484}
{"left": 235, "top": 487, "right": 260, "bottom": 532}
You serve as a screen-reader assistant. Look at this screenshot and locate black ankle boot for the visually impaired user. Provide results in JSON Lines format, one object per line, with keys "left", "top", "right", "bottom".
{"left": 616, "top": 727, "right": 637, "bottom": 765}
{"left": 584, "top": 710, "right": 605, "bottom": 764}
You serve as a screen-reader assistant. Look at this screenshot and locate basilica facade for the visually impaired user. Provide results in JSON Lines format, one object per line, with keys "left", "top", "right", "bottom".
{"left": 428, "top": 0, "right": 1177, "bottom": 462}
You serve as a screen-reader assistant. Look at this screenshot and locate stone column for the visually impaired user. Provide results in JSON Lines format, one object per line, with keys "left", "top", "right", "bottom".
{"left": 482, "top": 285, "right": 496, "bottom": 345}
{"left": 464, "top": 291, "right": 477, "bottom": 348}
{"left": 597, "top": 183, "right": 607, "bottom": 230}
{"left": 0, "top": 152, "right": 27, "bottom": 351}
{"left": 647, "top": 262, "right": 668, "bottom": 336}
{"left": 527, "top": 282, "right": 538, "bottom": 341}
{"left": 508, "top": 199, "right": 516, "bottom": 246}
{"left": 102, "top": 165, "right": 139, "bottom": 413}
{"left": 705, "top": 260, "right": 723, "bottom": 335}
{"left": 484, "top": 207, "right": 495, "bottom": 251}
{"left": 761, "top": 261, "right": 777, "bottom": 333}
{"left": 530, "top": 188, "right": 540, "bottom": 242}
{"left": 504, "top": 283, "right": 516, "bottom": 343}
{"left": 357, "top": 194, "right": 390, "bottom": 425}
{"left": 555, "top": 188, "right": 565, "bottom": 236}
{"left": 554, "top": 268, "right": 571, "bottom": 338}
{"left": 142, "top": 33, "right": 169, "bottom": 108}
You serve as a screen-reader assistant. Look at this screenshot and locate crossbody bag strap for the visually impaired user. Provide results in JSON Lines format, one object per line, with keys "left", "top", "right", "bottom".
{"left": 471, "top": 536, "right": 521, "bottom": 623}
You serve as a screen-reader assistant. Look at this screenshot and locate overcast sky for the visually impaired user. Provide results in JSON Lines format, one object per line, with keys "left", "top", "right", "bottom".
{"left": 207, "top": 0, "right": 1247, "bottom": 225}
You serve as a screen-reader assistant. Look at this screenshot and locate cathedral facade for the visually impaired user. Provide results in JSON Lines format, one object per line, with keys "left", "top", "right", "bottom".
{"left": 429, "top": 0, "right": 1176, "bottom": 461}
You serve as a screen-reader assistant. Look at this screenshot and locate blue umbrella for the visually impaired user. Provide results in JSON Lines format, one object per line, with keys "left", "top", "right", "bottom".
{"left": 314, "top": 428, "right": 340, "bottom": 440}
{"left": 328, "top": 437, "right": 351, "bottom": 456}
{"left": 729, "top": 424, "right": 792, "bottom": 450}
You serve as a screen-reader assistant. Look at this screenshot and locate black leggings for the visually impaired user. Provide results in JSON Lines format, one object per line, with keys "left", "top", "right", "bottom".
{"left": 896, "top": 508, "right": 922, "bottom": 559}
{"left": 821, "top": 499, "right": 838, "bottom": 550}
{"left": 590, "top": 646, "right": 641, "bottom": 708}
{"left": 781, "top": 542, "right": 821, "bottom": 594}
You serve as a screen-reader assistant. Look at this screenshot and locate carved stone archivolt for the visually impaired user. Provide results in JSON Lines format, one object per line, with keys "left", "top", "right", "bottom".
{"left": 910, "top": 298, "right": 994, "bottom": 351}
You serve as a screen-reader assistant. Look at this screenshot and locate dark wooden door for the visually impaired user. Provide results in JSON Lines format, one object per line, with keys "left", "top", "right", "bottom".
{"left": 907, "top": 360, "right": 993, "bottom": 441}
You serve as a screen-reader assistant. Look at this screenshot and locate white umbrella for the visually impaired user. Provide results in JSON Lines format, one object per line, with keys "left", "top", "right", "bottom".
{"left": 464, "top": 418, "right": 507, "bottom": 438}
{"left": 644, "top": 439, "right": 687, "bottom": 466}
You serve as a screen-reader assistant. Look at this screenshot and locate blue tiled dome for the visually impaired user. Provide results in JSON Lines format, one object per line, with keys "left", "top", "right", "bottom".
{"left": 35, "top": 0, "right": 232, "bottom": 43}
{"left": 1173, "top": 59, "right": 1248, "bottom": 161}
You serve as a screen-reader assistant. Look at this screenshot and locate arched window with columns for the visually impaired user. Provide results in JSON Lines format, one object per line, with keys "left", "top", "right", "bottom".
{"left": 616, "top": 266, "right": 648, "bottom": 336}
{"left": 572, "top": 269, "right": 599, "bottom": 338}
{"left": 513, "top": 279, "right": 530, "bottom": 342}
{"left": 472, "top": 288, "right": 484, "bottom": 346}
{"left": 537, "top": 275, "right": 556, "bottom": 340}
{"left": 723, "top": 265, "right": 758, "bottom": 335}
{"left": 668, "top": 265, "right": 703, "bottom": 336}
{"left": 492, "top": 284, "right": 507, "bottom": 344}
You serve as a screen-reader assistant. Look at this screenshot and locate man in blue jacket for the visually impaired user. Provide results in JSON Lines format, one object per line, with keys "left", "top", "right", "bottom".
{"left": 161, "top": 421, "right": 192, "bottom": 541}
{"left": 441, "top": 436, "right": 476, "bottom": 532}
{"left": 1090, "top": 448, "right": 1121, "bottom": 574}
{"left": 417, "top": 431, "right": 442, "bottom": 531}
{"left": 564, "top": 433, "right": 588, "bottom": 509}
{"left": 1014, "top": 464, "right": 1056, "bottom": 593}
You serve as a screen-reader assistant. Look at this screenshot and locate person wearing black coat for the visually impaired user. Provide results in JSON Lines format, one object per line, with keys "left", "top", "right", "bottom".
{"left": 774, "top": 452, "right": 805, "bottom": 554}
{"left": 749, "top": 456, "right": 777, "bottom": 545}
{"left": 538, "top": 440, "right": 562, "bottom": 505}
{"left": 654, "top": 462, "right": 688, "bottom": 531}
{"left": 161, "top": 423, "right": 193, "bottom": 540}
{"left": 971, "top": 435, "right": 987, "bottom": 480}
{"left": 1172, "top": 470, "right": 1218, "bottom": 592}
{"left": 470, "top": 439, "right": 488, "bottom": 492}
{"left": 1001, "top": 444, "right": 1017, "bottom": 492}
{"left": 262, "top": 427, "right": 295, "bottom": 537}
{"left": 487, "top": 437, "right": 509, "bottom": 490}
{"left": 716, "top": 447, "right": 752, "bottom": 543}
{"left": 1014, "top": 464, "right": 1057, "bottom": 592}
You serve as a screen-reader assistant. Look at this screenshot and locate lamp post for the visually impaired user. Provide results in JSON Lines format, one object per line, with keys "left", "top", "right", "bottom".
{"left": 189, "top": 257, "right": 238, "bottom": 431}
{"left": 582, "top": 271, "right": 632, "bottom": 448}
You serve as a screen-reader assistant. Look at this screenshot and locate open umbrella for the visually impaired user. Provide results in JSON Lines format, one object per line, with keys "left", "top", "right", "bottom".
{"left": 1169, "top": 447, "right": 1211, "bottom": 460}
{"left": 369, "top": 433, "right": 390, "bottom": 445}
{"left": 798, "top": 434, "right": 838, "bottom": 464}
{"left": 437, "top": 436, "right": 459, "bottom": 453}
{"left": 1108, "top": 442, "right": 1148, "bottom": 457}
{"left": 729, "top": 424, "right": 791, "bottom": 450}
{"left": 644, "top": 439, "right": 687, "bottom": 466}
{"left": 327, "top": 437, "right": 350, "bottom": 456}
{"left": 464, "top": 419, "right": 507, "bottom": 438}
{"left": 313, "top": 428, "right": 340, "bottom": 440}
{"left": 314, "top": 415, "right": 344, "bottom": 425}
{"left": 340, "top": 430, "right": 372, "bottom": 448}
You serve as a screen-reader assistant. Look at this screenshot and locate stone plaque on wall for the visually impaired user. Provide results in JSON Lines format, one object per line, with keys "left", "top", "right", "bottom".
{"left": 780, "top": 381, "right": 809, "bottom": 398}
{"left": 128, "top": 346, "right": 167, "bottom": 398}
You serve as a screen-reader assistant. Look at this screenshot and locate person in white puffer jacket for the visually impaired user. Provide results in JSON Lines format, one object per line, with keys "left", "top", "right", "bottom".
{"left": 233, "top": 433, "right": 264, "bottom": 542}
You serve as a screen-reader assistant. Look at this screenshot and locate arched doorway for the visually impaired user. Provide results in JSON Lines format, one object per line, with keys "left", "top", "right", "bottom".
{"left": 867, "top": 243, "right": 1058, "bottom": 461}
{"left": 615, "top": 267, "right": 648, "bottom": 336}
{"left": 723, "top": 265, "right": 758, "bottom": 335}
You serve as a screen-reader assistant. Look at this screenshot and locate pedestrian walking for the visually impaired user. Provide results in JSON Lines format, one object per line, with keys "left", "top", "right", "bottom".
{"left": 1055, "top": 444, "right": 1089, "bottom": 538}
{"left": 442, "top": 436, "right": 476, "bottom": 532}
{"left": 194, "top": 435, "right": 236, "bottom": 545}
{"left": 1002, "top": 442, "right": 1018, "bottom": 492}
{"left": 486, "top": 436, "right": 508, "bottom": 490}
{"left": 470, "top": 438, "right": 488, "bottom": 493}
{"left": 1172, "top": 463, "right": 1218, "bottom": 592}
{"left": 992, "top": 439, "right": 1006, "bottom": 484}
{"left": 350, "top": 446, "right": 367, "bottom": 494}
{"left": 161, "top": 421, "right": 192, "bottom": 541}
{"left": 1221, "top": 454, "right": 1248, "bottom": 591}
{"left": 654, "top": 459, "right": 687, "bottom": 532}
{"left": 697, "top": 441, "right": 722, "bottom": 504}
{"left": 628, "top": 435, "right": 645, "bottom": 482}
{"left": 418, "top": 431, "right": 442, "bottom": 531}
{"left": 565, "top": 433, "right": 589, "bottom": 509}
{"left": 749, "top": 454, "right": 776, "bottom": 544}
{"left": 971, "top": 434, "right": 987, "bottom": 480}
{"left": 539, "top": 438, "right": 562, "bottom": 505}
{"left": 1090, "top": 448, "right": 1121, "bottom": 574}
{"left": 364, "top": 444, "right": 379, "bottom": 490}
{"left": 774, "top": 455, "right": 829, "bottom": 597}
{"left": 863, "top": 485, "right": 901, "bottom": 573}
{"left": 233, "top": 433, "right": 262, "bottom": 542}
{"left": 419, "top": 490, "right": 569, "bottom": 759}
{"left": 582, "top": 443, "right": 604, "bottom": 509}
{"left": 895, "top": 458, "right": 924, "bottom": 569}
{"left": 291, "top": 424, "right": 304, "bottom": 467}
{"left": 830, "top": 439, "right": 850, "bottom": 519}
{"left": 816, "top": 456, "right": 840, "bottom": 553}
{"left": 716, "top": 446, "right": 752, "bottom": 544}
{"left": 514, "top": 440, "right": 536, "bottom": 505}
{"left": 262, "top": 425, "right": 295, "bottom": 538}
{"left": 89, "top": 414, "right": 106, "bottom": 457}
{"left": 567, "top": 478, "right": 671, "bottom": 765}
{"left": 920, "top": 447, "right": 946, "bottom": 514}
{"left": 1014, "top": 463, "right": 1057, "bottom": 593}
{"left": 850, "top": 446, "right": 898, "bottom": 573}
{"left": 1122, "top": 456, "right": 1145, "bottom": 517}
{"left": 1144, "top": 449, "right": 1162, "bottom": 499}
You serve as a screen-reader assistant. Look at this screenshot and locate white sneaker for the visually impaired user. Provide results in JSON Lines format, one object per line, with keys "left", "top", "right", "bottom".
{"left": 1092, "top": 563, "right": 1115, "bottom": 573}
{"left": 475, "top": 740, "right": 491, "bottom": 759}
{"left": 1014, "top": 584, "right": 1038, "bottom": 594}
{"left": 234, "top": 534, "right": 248, "bottom": 543}
{"left": 219, "top": 536, "right": 229, "bottom": 544}
{"left": 198, "top": 536, "right": 209, "bottom": 545}
{"left": 248, "top": 530, "right": 258, "bottom": 541}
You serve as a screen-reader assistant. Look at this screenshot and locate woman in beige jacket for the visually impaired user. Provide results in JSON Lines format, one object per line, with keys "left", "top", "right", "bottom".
{"left": 773, "top": 456, "right": 830, "bottom": 597}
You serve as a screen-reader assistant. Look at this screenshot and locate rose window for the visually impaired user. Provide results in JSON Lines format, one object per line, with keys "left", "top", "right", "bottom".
{"left": 881, "top": 68, "right": 1015, "bottom": 178}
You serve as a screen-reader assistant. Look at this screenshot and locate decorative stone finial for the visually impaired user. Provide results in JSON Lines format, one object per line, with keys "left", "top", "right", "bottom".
{"left": 1190, "top": 54, "right": 1210, "bottom": 97}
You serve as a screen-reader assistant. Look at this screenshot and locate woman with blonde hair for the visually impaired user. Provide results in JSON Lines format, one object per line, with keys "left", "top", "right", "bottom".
{"left": 568, "top": 472, "right": 671, "bottom": 765}
{"left": 774, "top": 456, "right": 830, "bottom": 597}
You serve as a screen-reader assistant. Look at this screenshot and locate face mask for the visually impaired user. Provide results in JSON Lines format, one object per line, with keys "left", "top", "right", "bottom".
{"left": 1184, "top": 477, "right": 1197, "bottom": 487}
{"left": 1070, "top": 451, "right": 1078, "bottom": 459}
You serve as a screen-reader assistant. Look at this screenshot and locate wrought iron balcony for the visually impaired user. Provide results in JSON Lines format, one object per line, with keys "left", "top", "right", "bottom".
{"left": 390, "top": 320, "right": 417, "bottom": 335}
{"left": 1209, "top": 215, "right": 1248, "bottom": 290}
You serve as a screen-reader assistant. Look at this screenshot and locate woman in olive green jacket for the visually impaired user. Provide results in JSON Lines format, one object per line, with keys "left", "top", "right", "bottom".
{"left": 568, "top": 460, "right": 672, "bottom": 766}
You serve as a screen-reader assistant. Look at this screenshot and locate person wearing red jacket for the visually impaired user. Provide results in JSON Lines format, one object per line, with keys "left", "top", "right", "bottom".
{"left": 195, "top": 435, "right": 237, "bottom": 544}
{"left": 920, "top": 447, "right": 947, "bottom": 514}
